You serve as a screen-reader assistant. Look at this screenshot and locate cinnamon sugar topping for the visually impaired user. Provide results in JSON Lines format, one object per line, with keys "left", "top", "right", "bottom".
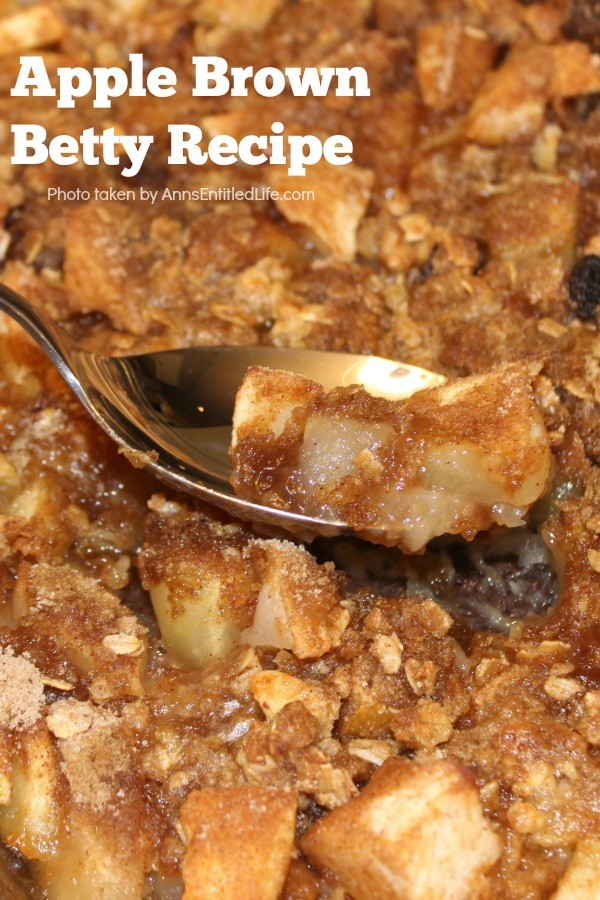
{"left": 0, "top": 647, "right": 45, "bottom": 731}
{"left": 49, "top": 699, "right": 130, "bottom": 811}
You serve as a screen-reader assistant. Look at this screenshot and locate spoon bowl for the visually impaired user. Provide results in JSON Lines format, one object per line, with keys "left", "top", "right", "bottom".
{"left": 0, "top": 283, "right": 445, "bottom": 536}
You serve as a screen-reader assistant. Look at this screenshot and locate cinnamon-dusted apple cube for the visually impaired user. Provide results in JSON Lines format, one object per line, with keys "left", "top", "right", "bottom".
{"left": 231, "top": 363, "right": 552, "bottom": 551}
{"left": 0, "top": 454, "right": 21, "bottom": 508}
{"left": 138, "top": 501, "right": 349, "bottom": 664}
{"left": 231, "top": 366, "right": 322, "bottom": 453}
{"left": 0, "top": 4, "right": 65, "bottom": 56}
{"left": 301, "top": 758, "right": 500, "bottom": 900}
{"left": 0, "top": 738, "right": 12, "bottom": 806}
{"left": 180, "top": 786, "right": 297, "bottom": 900}
{"left": 8, "top": 476, "right": 88, "bottom": 562}
{"left": 43, "top": 700, "right": 147, "bottom": 898}
{"left": 14, "top": 564, "right": 148, "bottom": 701}
{"left": 45, "top": 811, "right": 146, "bottom": 900}
{"left": 242, "top": 539, "right": 349, "bottom": 658}
{"left": 269, "top": 162, "right": 374, "bottom": 262}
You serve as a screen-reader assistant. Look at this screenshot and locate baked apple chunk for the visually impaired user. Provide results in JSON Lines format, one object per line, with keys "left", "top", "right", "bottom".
{"left": 137, "top": 498, "right": 349, "bottom": 665}
{"left": 231, "top": 362, "right": 552, "bottom": 550}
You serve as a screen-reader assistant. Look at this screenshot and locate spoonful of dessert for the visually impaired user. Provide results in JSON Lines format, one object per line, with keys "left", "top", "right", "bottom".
{"left": 0, "top": 282, "right": 551, "bottom": 547}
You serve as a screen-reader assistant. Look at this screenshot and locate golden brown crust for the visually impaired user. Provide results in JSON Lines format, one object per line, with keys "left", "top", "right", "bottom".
{"left": 0, "top": 0, "right": 599, "bottom": 896}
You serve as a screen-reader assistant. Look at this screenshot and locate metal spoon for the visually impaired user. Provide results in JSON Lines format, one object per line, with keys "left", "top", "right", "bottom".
{"left": 0, "top": 282, "right": 445, "bottom": 537}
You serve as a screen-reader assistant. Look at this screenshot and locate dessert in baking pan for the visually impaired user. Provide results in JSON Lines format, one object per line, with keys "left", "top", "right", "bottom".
{"left": 0, "top": 0, "right": 600, "bottom": 897}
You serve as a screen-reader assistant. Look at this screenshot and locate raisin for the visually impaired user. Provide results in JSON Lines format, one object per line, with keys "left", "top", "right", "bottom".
{"left": 569, "top": 254, "right": 600, "bottom": 321}
{"left": 473, "top": 238, "right": 488, "bottom": 274}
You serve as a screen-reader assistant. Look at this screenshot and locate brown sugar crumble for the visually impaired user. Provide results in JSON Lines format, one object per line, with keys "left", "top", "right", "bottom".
{"left": 0, "top": 647, "right": 45, "bottom": 731}
{"left": 49, "top": 700, "right": 131, "bottom": 813}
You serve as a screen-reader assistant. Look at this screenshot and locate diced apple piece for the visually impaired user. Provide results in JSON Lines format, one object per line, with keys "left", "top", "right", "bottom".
{"left": 0, "top": 735, "right": 13, "bottom": 806}
{"left": 195, "top": 0, "right": 284, "bottom": 31}
{"left": 138, "top": 502, "right": 349, "bottom": 664}
{"left": 43, "top": 700, "right": 146, "bottom": 899}
{"left": 0, "top": 646, "right": 47, "bottom": 830}
{"left": 8, "top": 477, "right": 85, "bottom": 561}
{"left": 42, "top": 699, "right": 147, "bottom": 898}
{"left": 45, "top": 814, "right": 146, "bottom": 900}
{"left": 9, "top": 476, "right": 67, "bottom": 522}
{"left": 301, "top": 758, "right": 501, "bottom": 900}
{"left": 242, "top": 539, "right": 349, "bottom": 659}
{"left": 180, "top": 786, "right": 297, "bottom": 900}
{"left": 0, "top": 455, "right": 21, "bottom": 509}
{"left": 137, "top": 502, "right": 256, "bottom": 667}
{"left": 149, "top": 579, "right": 243, "bottom": 668}
{"left": 231, "top": 366, "right": 322, "bottom": 451}
{"left": 231, "top": 363, "right": 552, "bottom": 551}
{"left": 0, "top": 724, "right": 60, "bottom": 862}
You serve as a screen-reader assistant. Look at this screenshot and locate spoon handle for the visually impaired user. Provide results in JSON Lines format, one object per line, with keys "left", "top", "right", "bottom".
{"left": 0, "top": 282, "right": 76, "bottom": 381}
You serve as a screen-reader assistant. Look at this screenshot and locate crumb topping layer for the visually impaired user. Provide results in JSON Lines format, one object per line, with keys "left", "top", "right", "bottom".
{"left": 0, "top": 0, "right": 599, "bottom": 897}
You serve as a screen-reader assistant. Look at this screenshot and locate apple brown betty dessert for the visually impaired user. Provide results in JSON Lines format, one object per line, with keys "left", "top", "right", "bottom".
{"left": 2, "top": 0, "right": 600, "bottom": 897}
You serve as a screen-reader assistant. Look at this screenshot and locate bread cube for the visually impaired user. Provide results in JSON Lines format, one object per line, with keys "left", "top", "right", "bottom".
{"left": 269, "top": 162, "right": 374, "bottom": 261}
{"left": 466, "top": 43, "right": 600, "bottom": 145}
{"left": 552, "top": 839, "right": 600, "bottom": 899}
{"left": 483, "top": 181, "right": 579, "bottom": 265}
{"left": 301, "top": 758, "right": 500, "bottom": 900}
{"left": 181, "top": 786, "right": 297, "bottom": 899}
{"left": 0, "top": 4, "right": 64, "bottom": 56}
{"left": 466, "top": 46, "right": 551, "bottom": 145}
{"left": 416, "top": 21, "right": 495, "bottom": 111}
